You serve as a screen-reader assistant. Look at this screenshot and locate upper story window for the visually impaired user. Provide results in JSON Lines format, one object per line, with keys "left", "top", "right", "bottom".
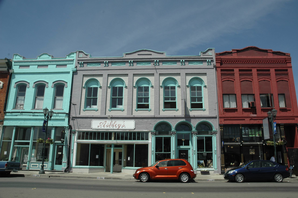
{"left": 15, "top": 84, "right": 27, "bottom": 109}
{"left": 109, "top": 78, "right": 125, "bottom": 111}
{"left": 241, "top": 94, "right": 254, "bottom": 108}
{"left": 188, "top": 77, "right": 205, "bottom": 110}
{"left": 278, "top": 94, "right": 286, "bottom": 108}
{"left": 35, "top": 84, "right": 45, "bottom": 109}
{"left": 260, "top": 94, "right": 273, "bottom": 107}
{"left": 54, "top": 84, "right": 64, "bottom": 109}
{"left": 135, "top": 78, "right": 151, "bottom": 111}
{"left": 162, "top": 78, "right": 178, "bottom": 110}
{"left": 223, "top": 94, "right": 236, "bottom": 108}
{"left": 84, "top": 79, "right": 100, "bottom": 110}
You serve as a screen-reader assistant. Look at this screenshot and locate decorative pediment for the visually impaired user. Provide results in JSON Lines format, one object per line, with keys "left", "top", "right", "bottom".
{"left": 217, "top": 46, "right": 290, "bottom": 57}
{"left": 123, "top": 49, "right": 166, "bottom": 58}
{"left": 37, "top": 53, "right": 53, "bottom": 60}
{"left": 78, "top": 50, "right": 91, "bottom": 58}
{"left": 66, "top": 52, "right": 76, "bottom": 59}
{"left": 200, "top": 48, "right": 214, "bottom": 56}
{"left": 13, "top": 54, "right": 25, "bottom": 60}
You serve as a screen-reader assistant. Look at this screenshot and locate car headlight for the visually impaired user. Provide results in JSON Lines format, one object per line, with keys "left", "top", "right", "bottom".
{"left": 228, "top": 170, "right": 237, "bottom": 174}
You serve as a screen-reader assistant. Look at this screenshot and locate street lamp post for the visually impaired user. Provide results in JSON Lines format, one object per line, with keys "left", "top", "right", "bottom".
{"left": 267, "top": 109, "right": 277, "bottom": 161}
{"left": 39, "top": 107, "right": 53, "bottom": 174}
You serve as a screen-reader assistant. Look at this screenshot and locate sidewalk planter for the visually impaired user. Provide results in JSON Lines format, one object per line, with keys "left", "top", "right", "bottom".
{"left": 37, "top": 138, "right": 44, "bottom": 143}
{"left": 46, "top": 139, "right": 53, "bottom": 144}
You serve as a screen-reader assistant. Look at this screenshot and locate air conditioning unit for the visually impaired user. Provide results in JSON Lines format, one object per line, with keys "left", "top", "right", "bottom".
{"left": 249, "top": 101, "right": 255, "bottom": 108}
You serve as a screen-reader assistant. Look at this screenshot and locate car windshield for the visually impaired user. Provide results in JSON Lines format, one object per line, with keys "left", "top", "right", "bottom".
{"left": 239, "top": 162, "right": 250, "bottom": 168}
{"left": 150, "top": 161, "right": 159, "bottom": 167}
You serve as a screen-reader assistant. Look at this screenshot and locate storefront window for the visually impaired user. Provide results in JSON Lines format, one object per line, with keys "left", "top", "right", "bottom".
{"left": 224, "top": 145, "right": 241, "bottom": 167}
{"left": 124, "top": 144, "right": 148, "bottom": 167}
{"left": 0, "top": 142, "right": 11, "bottom": 161}
{"left": 76, "top": 143, "right": 104, "bottom": 166}
{"left": 223, "top": 125, "right": 240, "bottom": 142}
{"left": 241, "top": 125, "right": 262, "bottom": 142}
{"left": 33, "top": 127, "right": 52, "bottom": 140}
{"left": 90, "top": 144, "right": 104, "bottom": 166}
{"left": 31, "top": 143, "right": 50, "bottom": 162}
{"left": 0, "top": 127, "right": 13, "bottom": 161}
{"left": 76, "top": 143, "right": 89, "bottom": 166}
{"left": 155, "top": 137, "right": 171, "bottom": 161}
{"left": 197, "top": 122, "right": 213, "bottom": 168}
{"left": 15, "top": 127, "right": 31, "bottom": 140}
{"left": 135, "top": 145, "right": 148, "bottom": 167}
{"left": 55, "top": 127, "right": 65, "bottom": 141}
{"left": 197, "top": 136, "right": 213, "bottom": 168}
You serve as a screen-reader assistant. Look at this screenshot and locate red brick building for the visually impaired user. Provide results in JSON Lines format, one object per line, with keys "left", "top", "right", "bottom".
{"left": 0, "top": 59, "right": 11, "bottom": 138}
{"left": 216, "top": 46, "right": 298, "bottom": 173}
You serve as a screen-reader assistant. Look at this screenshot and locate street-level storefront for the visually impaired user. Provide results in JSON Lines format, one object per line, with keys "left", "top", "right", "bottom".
{"left": 71, "top": 119, "right": 219, "bottom": 174}
{"left": 0, "top": 125, "right": 68, "bottom": 171}
{"left": 222, "top": 124, "right": 288, "bottom": 170}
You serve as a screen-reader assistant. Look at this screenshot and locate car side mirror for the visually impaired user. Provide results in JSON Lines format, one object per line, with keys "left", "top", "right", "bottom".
{"left": 155, "top": 165, "right": 159, "bottom": 169}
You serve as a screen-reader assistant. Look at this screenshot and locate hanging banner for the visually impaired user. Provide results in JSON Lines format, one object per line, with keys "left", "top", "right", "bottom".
{"left": 263, "top": 117, "right": 270, "bottom": 140}
{"left": 42, "top": 120, "right": 47, "bottom": 133}
{"left": 91, "top": 120, "right": 135, "bottom": 130}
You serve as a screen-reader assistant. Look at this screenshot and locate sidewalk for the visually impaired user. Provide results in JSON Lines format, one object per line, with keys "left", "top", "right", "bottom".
{"left": 9, "top": 171, "right": 297, "bottom": 182}
{"left": 10, "top": 170, "right": 225, "bottom": 181}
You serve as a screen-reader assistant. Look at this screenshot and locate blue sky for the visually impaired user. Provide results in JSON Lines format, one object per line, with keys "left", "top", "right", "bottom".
{"left": 1, "top": 0, "right": 297, "bottom": 97}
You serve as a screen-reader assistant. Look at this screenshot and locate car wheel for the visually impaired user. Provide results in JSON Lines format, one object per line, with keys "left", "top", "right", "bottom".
{"left": 235, "top": 174, "right": 244, "bottom": 183}
{"left": 180, "top": 173, "right": 190, "bottom": 183}
{"left": 274, "top": 173, "right": 283, "bottom": 182}
{"left": 139, "top": 173, "right": 149, "bottom": 182}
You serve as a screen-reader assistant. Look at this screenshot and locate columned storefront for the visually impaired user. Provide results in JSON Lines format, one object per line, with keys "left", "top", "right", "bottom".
{"left": 71, "top": 119, "right": 219, "bottom": 174}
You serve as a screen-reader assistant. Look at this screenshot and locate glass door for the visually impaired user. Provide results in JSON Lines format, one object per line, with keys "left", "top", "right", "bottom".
{"left": 12, "top": 147, "right": 28, "bottom": 170}
{"left": 178, "top": 149, "right": 189, "bottom": 161}
{"left": 54, "top": 145, "right": 64, "bottom": 170}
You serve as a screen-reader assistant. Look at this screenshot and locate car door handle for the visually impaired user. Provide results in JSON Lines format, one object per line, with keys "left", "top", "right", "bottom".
{"left": 178, "top": 167, "right": 182, "bottom": 169}
{"left": 165, "top": 168, "right": 168, "bottom": 170}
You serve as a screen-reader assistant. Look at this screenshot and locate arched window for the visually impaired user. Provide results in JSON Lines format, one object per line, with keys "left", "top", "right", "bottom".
{"left": 188, "top": 77, "right": 205, "bottom": 109}
{"left": 35, "top": 84, "right": 46, "bottom": 109}
{"left": 15, "top": 84, "right": 27, "bottom": 109}
{"left": 84, "top": 79, "right": 99, "bottom": 109}
{"left": 110, "top": 78, "right": 125, "bottom": 110}
{"left": 162, "top": 77, "right": 178, "bottom": 110}
{"left": 176, "top": 122, "right": 192, "bottom": 146}
{"left": 154, "top": 122, "right": 172, "bottom": 161}
{"left": 196, "top": 122, "right": 214, "bottom": 168}
{"left": 54, "top": 84, "right": 64, "bottom": 109}
{"left": 135, "top": 78, "right": 151, "bottom": 110}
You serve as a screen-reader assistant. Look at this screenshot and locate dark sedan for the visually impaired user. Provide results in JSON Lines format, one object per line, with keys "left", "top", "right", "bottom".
{"left": 224, "top": 160, "right": 290, "bottom": 183}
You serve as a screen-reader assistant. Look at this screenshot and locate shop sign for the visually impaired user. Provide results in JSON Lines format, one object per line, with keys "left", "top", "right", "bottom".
{"left": 91, "top": 120, "right": 135, "bottom": 130}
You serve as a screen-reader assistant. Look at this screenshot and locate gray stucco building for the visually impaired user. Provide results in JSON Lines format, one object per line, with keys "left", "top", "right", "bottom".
{"left": 69, "top": 49, "right": 220, "bottom": 174}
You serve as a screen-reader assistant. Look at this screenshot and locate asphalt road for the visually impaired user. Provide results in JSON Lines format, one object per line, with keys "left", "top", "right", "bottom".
{"left": 0, "top": 176, "right": 297, "bottom": 198}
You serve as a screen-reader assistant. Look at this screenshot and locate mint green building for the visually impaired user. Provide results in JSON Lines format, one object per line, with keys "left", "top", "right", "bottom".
{"left": 0, "top": 53, "right": 76, "bottom": 171}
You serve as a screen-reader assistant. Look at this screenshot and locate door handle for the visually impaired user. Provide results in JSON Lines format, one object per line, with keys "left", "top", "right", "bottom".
{"left": 165, "top": 168, "right": 168, "bottom": 170}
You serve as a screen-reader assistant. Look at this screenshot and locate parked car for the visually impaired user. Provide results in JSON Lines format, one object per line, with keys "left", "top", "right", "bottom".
{"left": 133, "top": 159, "right": 196, "bottom": 183}
{"left": 0, "top": 161, "right": 21, "bottom": 176}
{"left": 224, "top": 160, "right": 290, "bottom": 183}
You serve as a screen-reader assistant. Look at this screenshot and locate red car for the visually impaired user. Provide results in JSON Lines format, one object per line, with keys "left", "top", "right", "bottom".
{"left": 133, "top": 159, "right": 197, "bottom": 183}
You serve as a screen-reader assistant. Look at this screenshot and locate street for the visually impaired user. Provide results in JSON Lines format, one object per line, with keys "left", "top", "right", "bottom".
{"left": 0, "top": 176, "right": 298, "bottom": 198}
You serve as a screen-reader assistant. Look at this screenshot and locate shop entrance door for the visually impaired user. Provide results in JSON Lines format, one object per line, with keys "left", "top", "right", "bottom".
{"left": 12, "top": 146, "right": 28, "bottom": 170}
{"left": 178, "top": 149, "right": 190, "bottom": 161}
{"left": 54, "top": 145, "right": 64, "bottom": 171}
{"left": 106, "top": 148, "right": 122, "bottom": 173}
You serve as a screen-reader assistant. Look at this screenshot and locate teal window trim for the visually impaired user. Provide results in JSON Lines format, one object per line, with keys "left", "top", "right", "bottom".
{"left": 83, "top": 108, "right": 98, "bottom": 111}
{"left": 109, "top": 78, "right": 125, "bottom": 110}
{"left": 111, "top": 62, "right": 126, "bottom": 67}
{"left": 87, "top": 63, "right": 101, "bottom": 67}
{"left": 188, "top": 61, "right": 203, "bottom": 65}
{"left": 188, "top": 77, "right": 205, "bottom": 110}
{"left": 161, "top": 77, "right": 179, "bottom": 110}
{"left": 136, "top": 62, "right": 151, "bottom": 66}
{"left": 189, "top": 108, "right": 206, "bottom": 111}
{"left": 84, "top": 78, "right": 100, "bottom": 110}
{"left": 135, "top": 108, "right": 151, "bottom": 112}
{"left": 162, "top": 108, "right": 178, "bottom": 111}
